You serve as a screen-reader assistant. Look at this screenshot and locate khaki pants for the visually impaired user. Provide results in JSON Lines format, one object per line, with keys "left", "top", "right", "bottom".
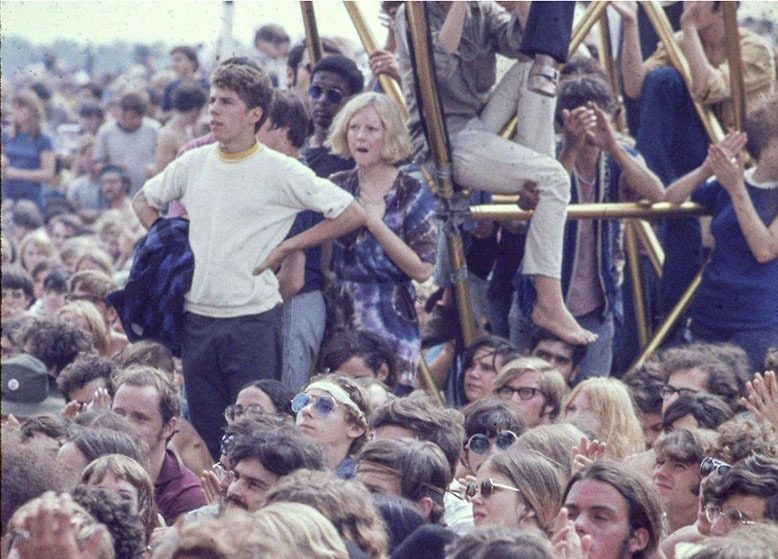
{"left": 451, "top": 59, "right": 569, "bottom": 279}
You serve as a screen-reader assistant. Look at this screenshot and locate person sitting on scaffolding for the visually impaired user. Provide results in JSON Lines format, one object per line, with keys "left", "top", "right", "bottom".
{"left": 395, "top": 1, "right": 596, "bottom": 345}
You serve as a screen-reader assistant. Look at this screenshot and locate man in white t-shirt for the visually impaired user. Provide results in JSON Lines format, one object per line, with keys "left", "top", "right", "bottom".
{"left": 132, "top": 63, "right": 366, "bottom": 459}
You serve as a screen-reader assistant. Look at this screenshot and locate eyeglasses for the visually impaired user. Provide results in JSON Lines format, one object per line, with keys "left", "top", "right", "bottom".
{"left": 465, "top": 479, "right": 522, "bottom": 501}
{"left": 467, "top": 430, "right": 517, "bottom": 455}
{"left": 291, "top": 392, "right": 338, "bottom": 416}
{"left": 496, "top": 386, "right": 544, "bottom": 401}
{"left": 308, "top": 84, "right": 345, "bottom": 105}
{"left": 212, "top": 461, "right": 235, "bottom": 484}
{"left": 660, "top": 384, "right": 699, "bottom": 399}
{"left": 704, "top": 504, "right": 755, "bottom": 527}
{"left": 700, "top": 456, "right": 732, "bottom": 477}
{"left": 224, "top": 404, "right": 266, "bottom": 422}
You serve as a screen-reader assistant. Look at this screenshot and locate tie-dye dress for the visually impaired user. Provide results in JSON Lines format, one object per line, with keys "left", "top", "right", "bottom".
{"left": 326, "top": 169, "right": 437, "bottom": 386}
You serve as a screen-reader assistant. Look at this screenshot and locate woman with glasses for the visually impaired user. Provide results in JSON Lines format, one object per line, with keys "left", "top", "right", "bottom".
{"left": 223, "top": 378, "right": 294, "bottom": 424}
{"left": 458, "top": 398, "right": 526, "bottom": 478}
{"left": 325, "top": 92, "right": 437, "bottom": 391}
{"left": 468, "top": 448, "right": 564, "bottom": 534}
{"left": 292, "top": 373, "right": 370, "bottom": 479}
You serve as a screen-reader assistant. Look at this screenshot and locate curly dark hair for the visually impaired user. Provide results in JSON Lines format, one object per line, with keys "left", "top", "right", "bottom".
{"left": 57, "top": 353, "right": 115, "bottom": 402}
{"left": 22, "top": 317, "right": 93, "bottom": 375}
{"left": 72, "top": 484, "right": 147, "bottom": 559}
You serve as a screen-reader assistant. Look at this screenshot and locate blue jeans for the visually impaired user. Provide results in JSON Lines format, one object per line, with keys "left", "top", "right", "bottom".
{"left": 690, "top": 320, "right": 778, "bottom": 373}
{"left": 281, "top": 290, "right": 326, "bottom": 393}
{"left": 636, "top": 67, "right": 709, "bottom": 319}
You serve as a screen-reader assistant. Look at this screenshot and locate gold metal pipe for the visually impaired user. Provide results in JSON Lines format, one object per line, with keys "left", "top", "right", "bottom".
{"left": 625, "top": 220, "right": 650, "bottom": 348}
{"left": 632, "top": 262, "right": 707, "bottom": 369}
{"left": 641, "top": 1, "right": 724, "bottom": 143}
{"left": 417, "top": 354, "right": 444, "bottom": 406}
{"left": 722, "top": 2, "right": 746, "bottom": 130}
{"left": 342, "top": 1, "right": 409, "bottom": 121}
{"left": 570, "top": 1, "right": 610, "bottom": 56}
{"left": 448, "top": 232, "right": 479, "bottom": 347}
{"left": 635, "top": 219, "right": 665, "bottom": 277}
{"left": 300, "top": 1, "right": 323, "bottom": 65}
{"left": 406, "top": 2, "right": 455, "bottom": 198}
{"left": 406, "top": 2, "right": 478, "bottom": 348}
{"left": 500, "top": 1, "right": 611, "bottom": 140}
{"left": 469, "top": 201, "right": 707, "bottom": 221}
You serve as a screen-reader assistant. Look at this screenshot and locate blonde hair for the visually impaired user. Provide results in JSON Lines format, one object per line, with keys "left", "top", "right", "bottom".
{"left": 266, "top": 469, "right": 388, "bottom": 558}
{"left": 19, "top": 229, "right": 56, "bottom": 272}
{"left": 75, "top": 247, "right": 114, "bottom": 276}
{"left": 494, "top": 357, "right": 568, "bottom": 420}
{"left": 57, "top": 300, "right": 111, "bottom": 356}
{"left": 328, "top": 92, "right": 411, "bottom": 164}
{"left": 81, "top": 454, "right": 160, "bottom": 542}
{"left": 12, "top": 90, "right": 46, "bottom": 137}
{"left": 249, "top": 502, "right": 350, "bottom": 559}
{"left": 563, "top": 378, "right": 645, "bottom": 459}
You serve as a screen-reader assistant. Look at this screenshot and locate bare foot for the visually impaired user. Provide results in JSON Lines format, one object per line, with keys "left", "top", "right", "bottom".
{"left": 531, "top": 302, "right": 598, "bottom": 345}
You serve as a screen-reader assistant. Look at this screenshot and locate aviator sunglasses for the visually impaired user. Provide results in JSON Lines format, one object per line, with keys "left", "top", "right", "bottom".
{"left": 291, "top": 392, "right": 338, "bottom": 416}
{"left": 465, "top": 479, "right": 522, "bottom": 500}
{"left": 467, "top": 430, "right": 518, "bottom": 455}
{"left": 308, "top": 84, "right": 345, "bottom": 105}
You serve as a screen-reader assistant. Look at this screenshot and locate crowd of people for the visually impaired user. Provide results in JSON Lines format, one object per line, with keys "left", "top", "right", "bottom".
{"left": 1, "top": 1, "right": 777, "bottom": 558}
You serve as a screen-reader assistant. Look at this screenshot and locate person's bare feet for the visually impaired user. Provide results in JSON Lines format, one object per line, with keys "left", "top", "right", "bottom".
{"left": 531, "top": 301, "right": 598, "bottom": 345}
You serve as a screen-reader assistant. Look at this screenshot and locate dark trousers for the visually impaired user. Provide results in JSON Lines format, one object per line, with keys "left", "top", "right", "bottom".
{"left": 635, "top": 67, "right": 709, "bottom": 319}
{"left": 690, "top": 320, "right": 778, "bottom": 374}
{"left": 182, "top": 306, "right": 282, "bottom": 460}
{"left": 520, "top": 1, "right": 575, "bottom": 63}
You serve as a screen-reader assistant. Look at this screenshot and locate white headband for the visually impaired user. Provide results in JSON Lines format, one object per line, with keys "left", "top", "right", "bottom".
{"left": 306, "top": 380, "right": 365, "bottom": 420}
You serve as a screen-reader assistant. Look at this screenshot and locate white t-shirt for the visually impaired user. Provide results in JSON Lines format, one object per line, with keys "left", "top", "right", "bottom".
{"left": 142, "top": 142, "right": 354, "bottom": 318}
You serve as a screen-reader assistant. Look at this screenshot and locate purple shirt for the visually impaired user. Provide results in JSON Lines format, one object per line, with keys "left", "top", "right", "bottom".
{"left": 154, "top": 449, "right": 206, "bottom": 525}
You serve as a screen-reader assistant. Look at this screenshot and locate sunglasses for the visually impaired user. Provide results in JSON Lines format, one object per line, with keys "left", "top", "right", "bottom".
{"left": 496, "top": 386, "right": 543, "bottom": 401}
{"left": 224, "top": 403, "right": 267, "bottom": 422}
{"left": 660, "top": 384, "right": 699, "bottom": 399}
{"left": 308, "top": 84, "right": 344, "bottom": 105}
{"left": 465, "top": 479, "right": 522, "bottom": 500}
{"left": 292, "top": 392, "right": 338, "bottom": 416}
{"left": 700, "top": 456, "right": 732, "bottom": 477}
{"left": 467, "top": 430, "right": 517, "bottom": 455}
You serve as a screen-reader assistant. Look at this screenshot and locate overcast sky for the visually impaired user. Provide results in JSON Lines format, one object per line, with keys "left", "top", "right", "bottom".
{"left": 2, "top": 1, "right": 775, "bottom": 50}
{"left": 0, "top": 0, "right": 386, "bottom": 48}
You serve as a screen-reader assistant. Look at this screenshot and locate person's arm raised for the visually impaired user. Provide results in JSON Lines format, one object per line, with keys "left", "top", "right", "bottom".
{"left": 664, "top": 132, "right": 747, "bottom": 204}
{"left": 612, "top": 1, "right": 647, "bottom": 99}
